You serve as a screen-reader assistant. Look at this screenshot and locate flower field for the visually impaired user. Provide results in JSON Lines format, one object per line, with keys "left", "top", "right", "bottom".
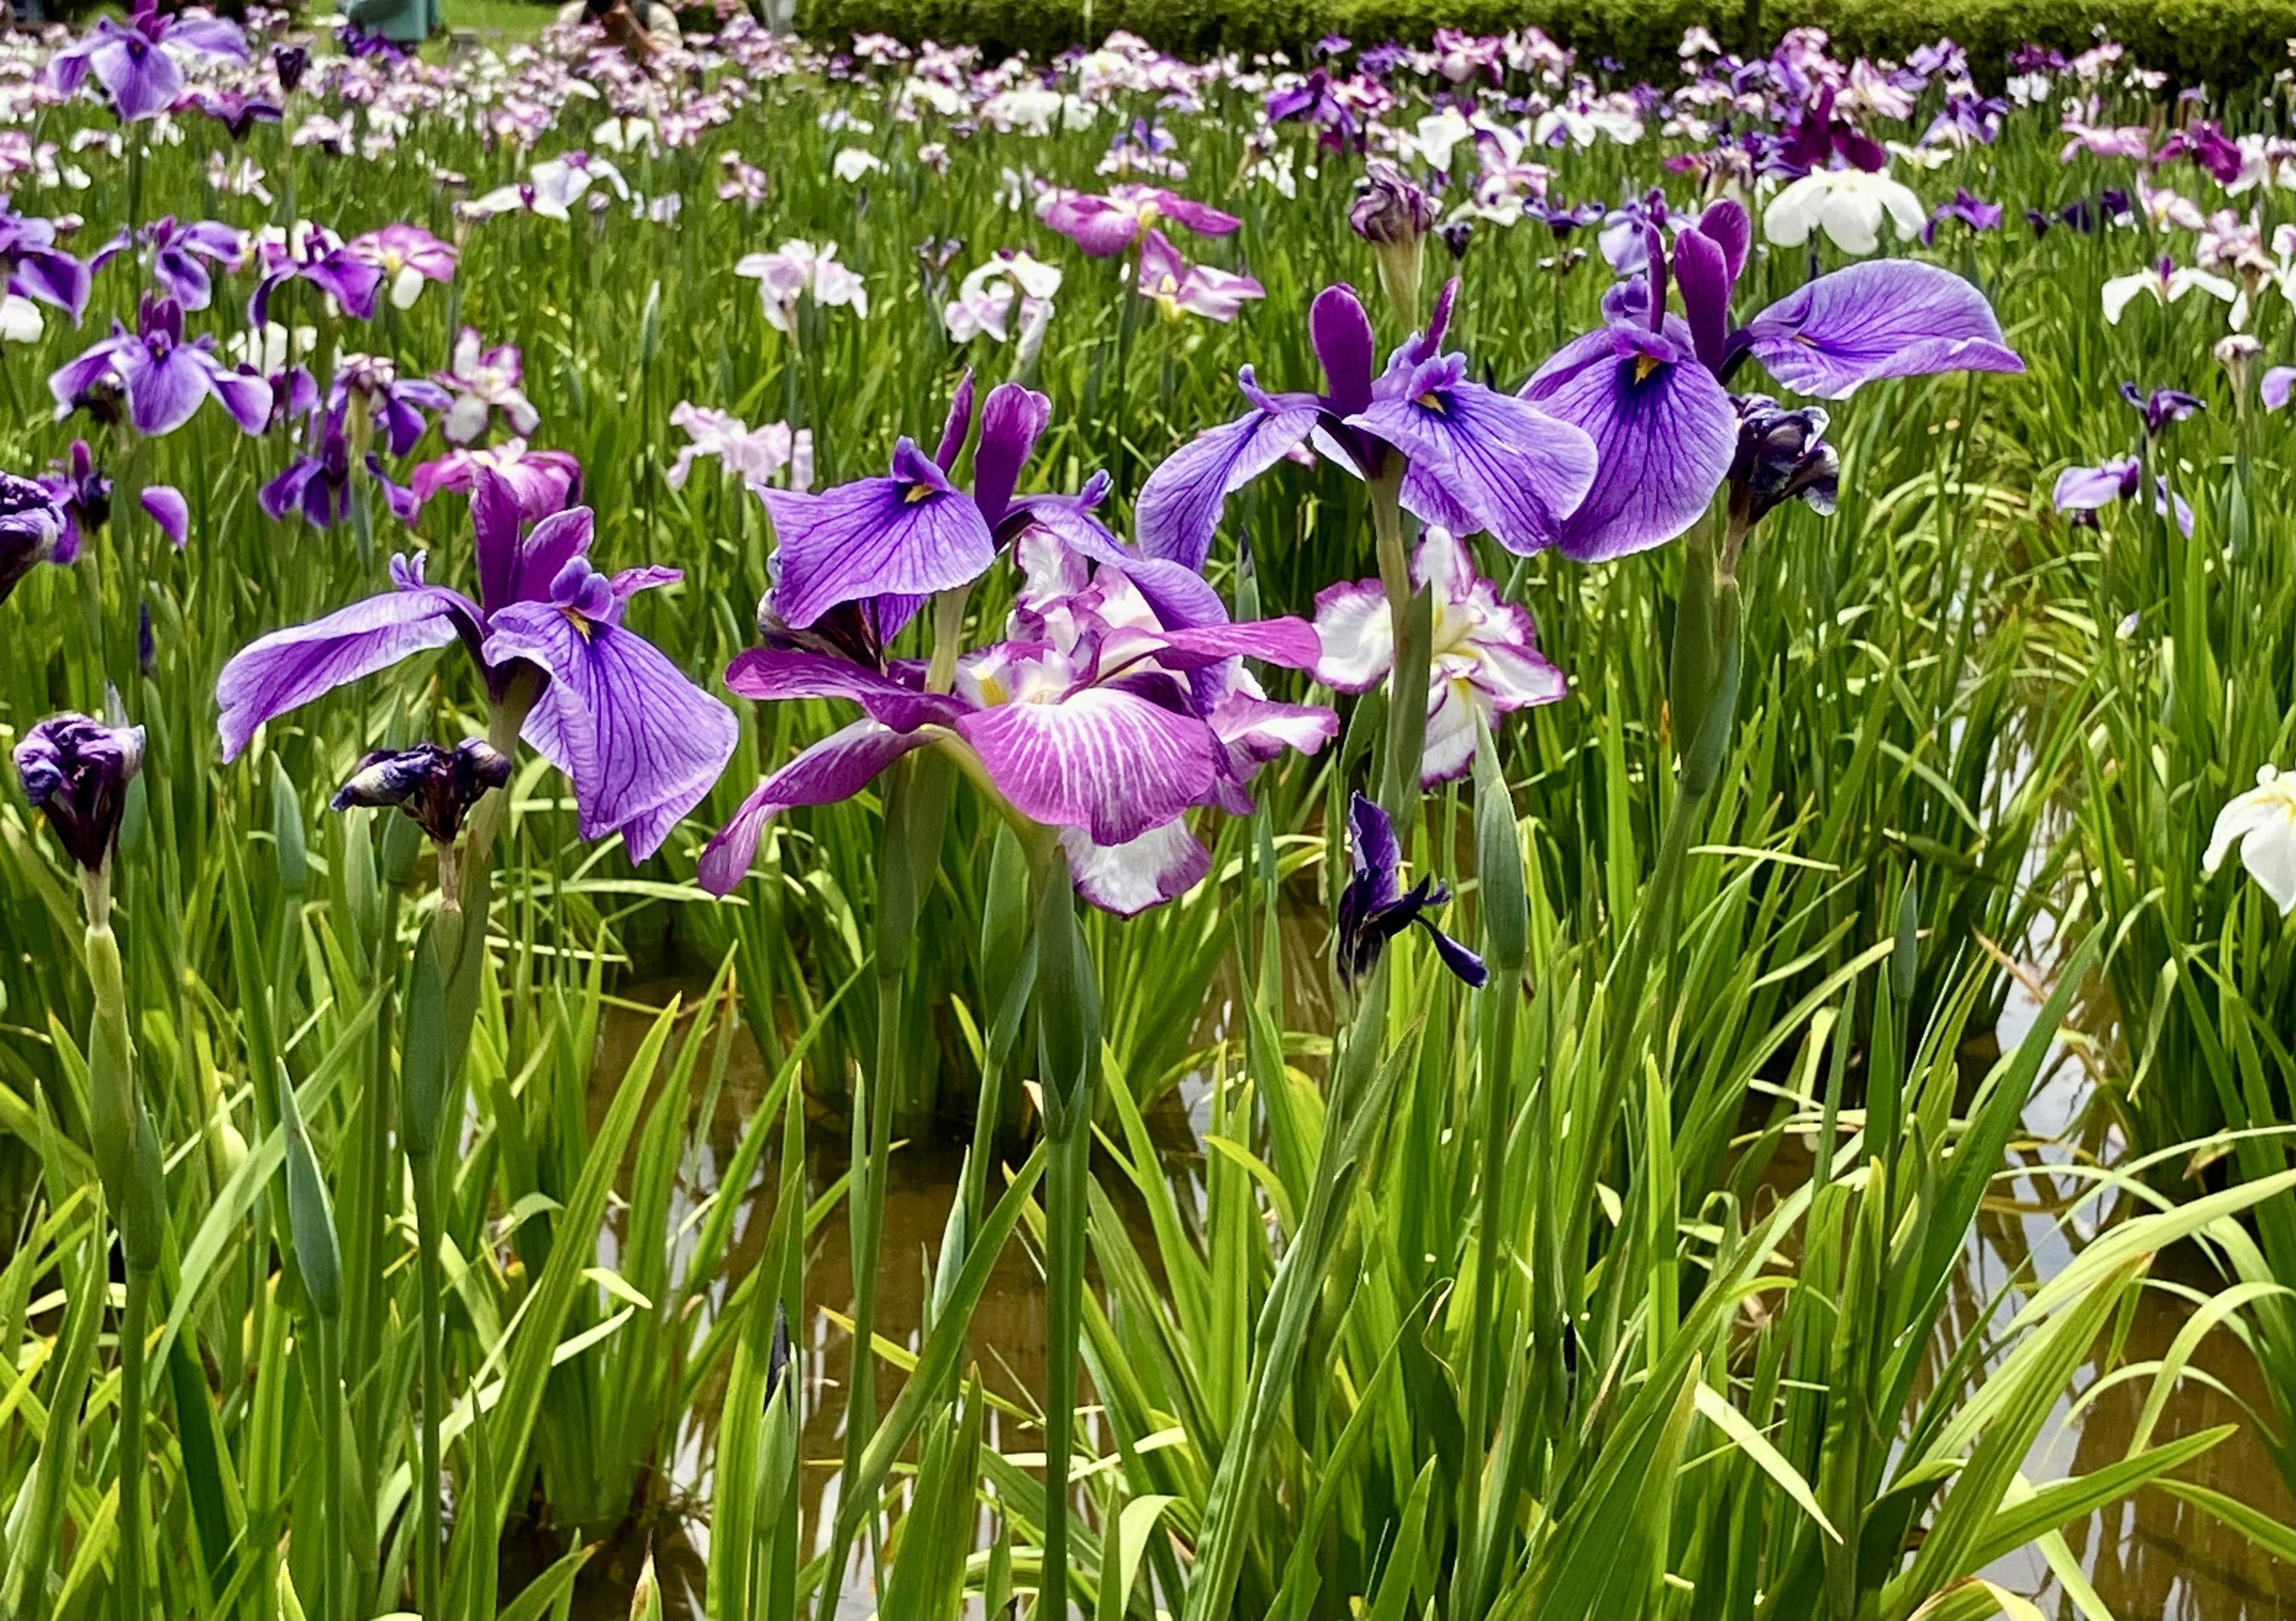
{"left": 1, "top": 8, "right": 2292, "bottom": 1619}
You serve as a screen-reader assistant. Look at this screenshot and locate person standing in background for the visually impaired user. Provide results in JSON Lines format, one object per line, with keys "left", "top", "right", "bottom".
{"left": 553, "top": 0, "right": 680, "bottom": 65}
{"left": 341, "top": 0, "right": 441, "bottom": 50}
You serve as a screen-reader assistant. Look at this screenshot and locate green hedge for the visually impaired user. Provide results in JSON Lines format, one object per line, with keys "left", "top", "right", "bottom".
{"left": 793, "top": 0, "right": 2291, "bottom": 91}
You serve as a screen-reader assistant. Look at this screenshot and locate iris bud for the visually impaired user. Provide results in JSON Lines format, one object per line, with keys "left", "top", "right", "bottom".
{"left": 13, "top": 712, "right": 146, "bottom": 874}
{"left": 1726, "top": 394, "right": 1839, "bottom": 533}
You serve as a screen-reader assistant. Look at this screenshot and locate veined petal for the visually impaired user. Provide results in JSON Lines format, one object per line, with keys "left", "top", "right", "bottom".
{"left": 761, "top": 439, "right": 996, "bottom": 630}
{"left": 1738, "top": 260, "right": 2023, "bottom": 400}
{"left": 957, "top": 686, "right": 1217, "bottom": 844}
{"left": 482, "top": 603, "right": 740, "bottom": 861}
{"left": 1061, "top": 819, "right": 1211, "bottom": 916}
{"left": 215, "top": 584, "right": 467, "bottom": 761}
{"left": 697, "top": 719, "right": 932, "bottom": 895}
{"left": 1311, "top": 578, "right": 1393, "bottom": 691}
{"left": 1134, "top": 387, "right": 1320, "bottom": 570}
{"left": 1521, "top": 325, "right": 1739, "bottom": 563}
{"left": 1349, "top": 380, "right": 1598, "bottom": 556}
{"left": 124, "top": 347, "right": 210, "bottom": 436}
{"left": 723, "top": 646, "right": 966, "bottom": 731}
{"left": 1148, "top": 616, "right": 1325, "bottom": 670}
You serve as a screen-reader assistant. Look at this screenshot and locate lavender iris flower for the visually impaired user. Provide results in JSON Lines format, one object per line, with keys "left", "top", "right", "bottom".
{"left": 13, "top": 713, "right": 145, "bottom": 874}
{"left": 1134, "top": 279, "right": 1598, "bottom": 570}
{"left": 1265, "top": 69, "right": 1362, "bottom": 153}
{"left": 1, "top": 200, "right": 94, "bottom": 325}
{"left": 1, "top": 472, "right": 72, "bottom": 606}
{"left": 50, "top": 294, "right": 273, "bottom": 438}
{"left": 1521, "top": 198, "right": 2023, "bottom": 560}
{"left": 189, "top": 86, "right": 282, "bottom": 139}
{"left": 1337, "top": 792, "right": 1486, "bottom": 989}
{"left": 1314, "top": 526, "right": 1567, "bottom": 784}
{"left": 260, "top": 418, "right": 356, "bottom": 527}
{"left": 215, "top": 467, "right": 736, "bottom": 861}
{"left": 249, "top": 224, "right": 384, "bottom": 325}
{"left": 1040, "top": 185, "right": 1240, "bottom": 259}
{"left": 755, "top": 376, "right": 1108, "bottom": 633}
{"left": 2121, "top": 382, "right": 2203, "bottom": 438}
{"left": 700, "top": 529, "right": 1335, "bottom": 914}
{"left": 93, "top": 217, "right": 245, "bottom": 312}
{"left": 412, "top": 440, "right": 582, "bottom": 520}
{"left": 2053, "top": 457, "right": 2194, "bottom": 538}
{"left": 48, "top": 0, "right": 248, "bottom": 123}
{"left": 1921, "top": 189, "right": 2003, "bottom": 245}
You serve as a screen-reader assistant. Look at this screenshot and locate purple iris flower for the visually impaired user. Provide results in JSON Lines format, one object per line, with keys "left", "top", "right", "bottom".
{"left": 1, "top": 472, "right": 72, "bottom": 606}
{"left": 1134, "top": 279, "right": 1598, "bottom": 570}
{"left": 1778, "top": 87, "right": 1887, "bottom": 175}
{"left": 91, "top": 216, "right": 244, "bottom": 312}
{"left": 1264, "top": 69, "right": 1361, "bottom": 153}
{"left": 49, "top": 294, "right": 273, "bottom": 438}
{"left": 2155, "top": 120, "right": 2244, "bottom": 186}
{"left": 37, "top": 439, "right": 109, "bottom": 552}
{"left": 188, "top": 86, "right": 281, "bottom": 139}
{"left": 272, "top": 43, "right": 310, "bottom": 94}
{"left": 1921, "top": 188, "right": 2003, "bottom": 246}
{"left": 700, "top": 528, "right": 1335, "bottom": 914}
{"left": 1521, "top": 199, "right": 2023, "bottom": 560}
{"left": 248, "top": 224, "right": 383, "bottom": 326}
{"left": 2121, "top": 383, "right": 2203, "bottom": 438}
{"left": 1527, "top": 199, "right": 1605, "bottom": 239}
{"left": 412, "top": 440, "right": 582, "bottom": 521}
{"left": 259, "top": 418, "right": 355, "bottom": 527}
{"left": 2053, "top": 457, "right": 2194, "bottom": 539}
{"left": 756, "top": 375, "right": 1109, "bottom": 633}
{"left": 1, "top": 200, "right": 93, "bottom": 325}
{"left": 1337, "top": 792, "right": 1486, "bottom": 989}
{"left": 1039, "top": 185, "right": 1240, "bottom": 260}
{"left": 2265, "top": 368, "right": 2294, "bottom": 414}
{"left": 215, "top": 467, "right": 736, "bottom": 861}
{"left": 15, "top": 713, "right": 145, "bottom": 875}
{"left": 48, "top": 0, "right": 247, "bottom": 123}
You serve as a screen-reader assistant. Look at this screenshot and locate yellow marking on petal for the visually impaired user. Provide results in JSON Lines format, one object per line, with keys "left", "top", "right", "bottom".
{"left": 560, "top": 607, "right": 595, "bottom": 642}
{"left": 1415, "top": 391, "right": 1445, "bottom": 412}
{"left": 903, "top": 483, "right": 935, "bottom": 503}
{"left": 1634, "top": 353, "right": 1663, "bottom": 382}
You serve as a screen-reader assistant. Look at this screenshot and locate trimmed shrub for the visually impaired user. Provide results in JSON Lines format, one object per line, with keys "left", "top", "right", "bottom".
{"left": 794, "top": 0, "right": 2292, "bottom": 90}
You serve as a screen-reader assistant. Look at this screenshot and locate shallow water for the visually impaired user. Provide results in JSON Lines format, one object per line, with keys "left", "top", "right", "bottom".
{"left": 569, "top": 970, "right": 2295, "bottom": 1621}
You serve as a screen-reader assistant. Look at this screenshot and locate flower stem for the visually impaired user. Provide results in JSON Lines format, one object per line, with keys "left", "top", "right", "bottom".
{"left": 410, "top": 1146, "right": 446, "bottom": 1621}
{"left": 117, "top": 1261, "right": 152, "bottom": 1621}
{"left": 317, "top": 1311, "right": 344, "bottom": 1621}
{"left": 1369, "top": 471, "right": 1430, "bottom": 826}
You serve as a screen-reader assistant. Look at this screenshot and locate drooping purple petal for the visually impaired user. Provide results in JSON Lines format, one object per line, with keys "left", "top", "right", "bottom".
{"left": 123, "top": 348, "right": 210, "bottom": 436}
{"left": 722, "top": 647, "right": 967, "bottom": 732}
{"left": 957, "top": 686, "right": 1217, "bottom": 844}
{"left": 1735, "top": 260, "right": 2025, "bottom": 400}
{"left": 697, "top": 719, "right": 933, "bottom": 895}
{"left": 481, "top": 600, "right": 739, "bottom": 861}
{"left": 2051, "top": 459, "right": 2139, "bottom": 512}
{"left": 1350, "top": 364, "right": 1598, "bottom": 556}
{"left": 760, "top": 438, "right": 996, "bottom": 630}
{"left": 1060, "top": 819, "right": 1212, "bottom": 916}
{"left": 215, "top": 579, "right": 471, "bottom": 760}
{"left": 1521, "top": 320, "right": 1739, "bottom": 563}
{"left": 204, "top": 356, "right": 274, "bottom": 434}
{"left": 2259, "top": 367, "right": 2291, "bottom": 413}
{"left": 1134, "top": 375, "right": 1320, "bottom": 570}
{"left": 1144, "top": 618, "right": 1325, "bottom": 670}
{"left": 140, "top": 485, "right": 188, "bottom": 548}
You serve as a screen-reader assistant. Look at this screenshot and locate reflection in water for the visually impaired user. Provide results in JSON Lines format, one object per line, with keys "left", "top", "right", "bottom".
{"left": 558, "top": 970, "right": 2292, "bottom": 1621}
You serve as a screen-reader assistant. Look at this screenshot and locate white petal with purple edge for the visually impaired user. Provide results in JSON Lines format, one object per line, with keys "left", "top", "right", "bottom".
{"left": 1061, "top": 820, "right": 1211, "bottom": 916}
{"left": 1312, "top": 579, "right": 1394, "bottom": 692}
{"left": 1421, "top": 676, "right": 1482, "bottom": 784}
{"left": 958, "top": 687, "right": 1216, "bottom": 844}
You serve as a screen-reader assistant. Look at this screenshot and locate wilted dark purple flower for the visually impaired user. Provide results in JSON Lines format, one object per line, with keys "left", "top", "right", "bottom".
{"left": 49, "top": 293, "right": 273, "bottom": 438}
{"left": 216, "top": 466, "right": 734, "bottom": 860}
{"left": 2155, "top": 120, "right": 2243, "bottom": 185}
{"left": 331, "top": 738, "right": 514, "bottom": 844}
{"left": 1136, "top": 280, "right": 1596, "bottom": 567}
{"left": 1522, "top": 199, "right": 2022, "bottom": 560}
{"left": 272, "top": 43, "right": 309, "bottom": 93}
{"left": 1349, "top": 160, "right": 1437, "bottom": 248}
{"left": 334, "top": 354, "right": 453, "bottom": 456}
{"left": 1, "top": 472, "right": 71, "bottom": 606}
{"left": 2120, "top": 383, "right": 2203, "bottom": 438}
{"left": 48, "top": 0, "right": 247, "bottom": 123}
{"left": 1437, "top": 220, "right": 1474, "bottom": 260}
{"left": 1337, "top": 792, "right": 1486, "bottom": 989}
{"left": 1726, "top": 396, "right": 1839, "bottom": 529}
{"left": 13, "top": 712, "right": 144, "bottom": 873}
{"left": 1778, "top": 86, "right": 1886, "bottom": 175}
